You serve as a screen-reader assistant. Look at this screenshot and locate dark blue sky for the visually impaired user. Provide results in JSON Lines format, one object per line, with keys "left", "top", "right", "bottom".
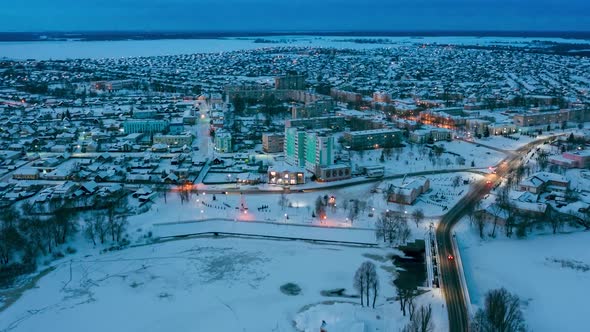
{"left": 1, "top": 0, "right": 589, "bottom": 32}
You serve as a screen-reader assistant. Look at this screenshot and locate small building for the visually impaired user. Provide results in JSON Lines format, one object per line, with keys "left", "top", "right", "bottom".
{"left": 387, "top": 177, "right": 431, "bottom": 205}
{"left": 550, "top": 150, "right": 590, "bottom": 169}
{"left": 409, "top": 128, "right": 453, "bottom": 144}
{"left": 12, "top": 167, "right": 40, "bottom": 180}
{"left": 268, "top": 167, "right": 305, "bottom": 186}
{"left": 316, "top": 164, "right": 351, "bottom": 182}
{"left": 519, "top": 172, "right": 569, "bottom": 194}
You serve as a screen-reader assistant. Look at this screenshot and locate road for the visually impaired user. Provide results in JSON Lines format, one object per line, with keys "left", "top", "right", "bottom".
{"left": 437, "top": 137, "right": 558, "bottom": 332}
{"left": 192, "top": 167, "right": 488, "bottom": 195}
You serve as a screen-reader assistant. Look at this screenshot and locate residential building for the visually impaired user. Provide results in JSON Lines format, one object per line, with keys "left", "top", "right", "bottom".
{"left": 284, "top": 128, "right": 307, "bottom": 167}
{"left": 262, "top": 133, "right": 284, "bottom": 153}
{"left": 304, "top": 131, "right": 334, "bottom": 172}
{"left": 153, "top": 134, "right": 193, "bottom": 147}
{"left": 513, "top": 108, "right": 588, "bottom": 127}
{"left": 12, "top": 167, "right": 39, "bottom": 180}
{"left": 275, "top": 72, "right": 305, "bottom": 90}
{"left": 550, "top": 150, "right": 590, "bottom": 168}
{"left": 409, "top": 128, "right": 453, "bottom": 144}
{"left": 214, "top": 130, "right": 232, "bottom": 153}
{"left": 488, "top": 122, "right": 517, "bottom": 135}
{"left": 519, "top": 172, "right": 569, "bottom": 194}
{"left": 123, "top": 120, "right": 169, "bottom": 134}
{"left": 343, "top": 128, "right": 402, "bottom": 150}
{"left": 286, "top": 116, "right": 346, "bottom": 131}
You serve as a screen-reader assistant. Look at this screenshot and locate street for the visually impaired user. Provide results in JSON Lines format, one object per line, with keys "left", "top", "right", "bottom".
{"left": 436, "top": 137, "right": 555, "bottom": 331}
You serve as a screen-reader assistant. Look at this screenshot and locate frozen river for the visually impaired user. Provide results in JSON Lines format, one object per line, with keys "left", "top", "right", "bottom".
{"left": 2, "top": 35, "right": 589, "bottom": 60}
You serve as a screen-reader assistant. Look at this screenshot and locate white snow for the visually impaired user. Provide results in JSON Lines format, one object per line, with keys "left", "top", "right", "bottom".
{"left": 456, "top": 221, "right": 590, "bottom": 332}
{"left": 0, "top": 237, "right": 401, "bottom": 332}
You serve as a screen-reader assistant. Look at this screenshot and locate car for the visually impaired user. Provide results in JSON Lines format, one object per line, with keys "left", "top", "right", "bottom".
{"left": 447, "top": 254, "right": 454, "bottom": 261}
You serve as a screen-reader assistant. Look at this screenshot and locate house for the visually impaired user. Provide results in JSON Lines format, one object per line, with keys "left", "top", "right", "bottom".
{"left": 387, "top": 177, "right": 431, "bottom": 205}
{"left": 13, "top": 167, "right": 39, "bottom": 180}
{"left": 519, "top": 172, "right": 569, "bottom": 194}
{"left": 550, "top": 150, "right": 590, "bottom": 169}
{"left": 475, "top": 203, "right": 509, "bottom": 225}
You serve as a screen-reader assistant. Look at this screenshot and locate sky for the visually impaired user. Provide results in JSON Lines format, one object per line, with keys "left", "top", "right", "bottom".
{"left": 1, "top": 0, "right": 589, "bottom": 32}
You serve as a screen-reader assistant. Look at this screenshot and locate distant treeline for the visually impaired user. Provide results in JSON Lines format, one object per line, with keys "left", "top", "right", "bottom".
{"left": 1, "top": 30, "right": 590, "bottom": 42}
{"left": 455, "top": 42, "right": 590, "bottom": 57}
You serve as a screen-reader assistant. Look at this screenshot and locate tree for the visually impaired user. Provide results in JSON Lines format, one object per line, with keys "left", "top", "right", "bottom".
{"left": 178, "top": 181, "right": 192, "bottom": 205}
{"left": 473, "top": 205, "right": 486, "bottom": 239}
{"left": 411, "top": 208, "right": 425, "bottom": 228}
{"left": 0, "top": 205, "right": 20, "bottom": 230}
{"left": 348, "top": 199, "right": 360, "bottom": 224}
{"left": 452, "top": 175, "right": 462, "bottom": 189}
{"left": 85, "top": 213, "right": 108, "bottom": 245}
{"left": 397, "top": 288, "right": 419, "bottom": 316}
{"left": 314, "top": 196, "right": 326, "bottom": 220}
{"left": 376, "top": 211, "right": 412, "bottom": 245}
{"left": 471, "top": 288, "right": 526, "bottom": 332}
{"left": 402, "top": 304, "right": 435, "bottom": 332}
{"left": 278, "top": 192, "right": 289, "bottom": 211}
{"left": 0, "top": 226, "right": 25, "bottom": 265}
{"left": 353, "top": 264, "right": 366, "bottom": 307}
{"left": 545, "top": 205, "right": 563, "bottom": 234}
{"left": 537, "top": 150, "right": 549, "bottom": 172}
{"left": 106, "top": 199, "right": 129, "bottom": 243}
{"left": 354, "top": 261, "right": 379, "bottom": 308}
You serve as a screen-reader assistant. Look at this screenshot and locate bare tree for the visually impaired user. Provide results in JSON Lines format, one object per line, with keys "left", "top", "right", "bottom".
{"left": 471, "top": 288, "right": 526, "bottom": 332}
{"left": 452, "top": 175, "right": 462, "bottom": 189}
{"left": 177, "top": 181, "right": 192, "bottom": 205}
{"left": 376, "top": 211, "right": 412, "bottom": 245}
{"left": 474, "top": 210, "right": 486, "bottom": 239}
{"left": 278, "top": 192, "right": 289, "bottom": 211}
{"left": 397, "top": 288, "right": 419, "bottom": 317}
{"left": 403, "top": 304, "right": 435, "bottom": 332}
{"left": 411, "top": 208, "right": 425, "bottom": 228}
{"left": 353, "top": 264, "right": 366, "bottom": 307}
{"left": 354, "top": 261, "right": 379, "bottom": 308}
{"left": 314, "top": 196, "right": 326, "bottom": 220}
{"left": 546, "top": 205, "right": 563, "bottom": 234}
{"left": 348, "top": 199, "right": 360, "bottom": 224}
{"left": 106, "top": 198, "right": 130, "bottom": 243}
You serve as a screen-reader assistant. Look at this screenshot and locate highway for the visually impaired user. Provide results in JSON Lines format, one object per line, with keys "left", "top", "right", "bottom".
{"left": 436, "top": 136, "right": 557, "bottom": 332}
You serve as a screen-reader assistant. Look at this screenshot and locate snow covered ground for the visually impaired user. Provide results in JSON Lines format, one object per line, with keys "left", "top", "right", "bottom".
{"left": 470, "top": 135, "right": 538, "bottom": 151}
{"left": 348, "top": 140, "right": 504, "bottom": 176}
{"left": 456, "top": 220, "right": 590, "bottom": 332}
{"left": 0, "top": 236, "right": 445, "bottom": 332}
{"left": 2, "top": 35, "right": 588, "bottom": 60}
{"left": 130, "top": 171, "right": 481, "bottom": 243}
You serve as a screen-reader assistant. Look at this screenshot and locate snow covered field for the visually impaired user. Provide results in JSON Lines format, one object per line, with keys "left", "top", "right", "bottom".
{"left": 2, "top": 35, "right": 589, "bottom": 60}
{"left": 471, "top": 134, "right": 549, "bottom": 151}
{"left": 349, "top": 141, "right": 504, "bottom": 176}
{"left": 0, "top": 237, "right": 445, "bottom": 332}
{"left": 456, "top": 221, "right": 590, "bottom": 332}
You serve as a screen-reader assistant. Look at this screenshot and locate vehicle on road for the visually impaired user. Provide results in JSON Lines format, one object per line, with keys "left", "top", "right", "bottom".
{"left": 448, "top": 254, "right": 454, "bottom": 260}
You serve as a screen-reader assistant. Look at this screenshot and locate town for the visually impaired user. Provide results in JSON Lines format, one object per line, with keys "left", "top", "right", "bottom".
{"left": 1, "top": 36, "right": 590, "bottom": 332}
